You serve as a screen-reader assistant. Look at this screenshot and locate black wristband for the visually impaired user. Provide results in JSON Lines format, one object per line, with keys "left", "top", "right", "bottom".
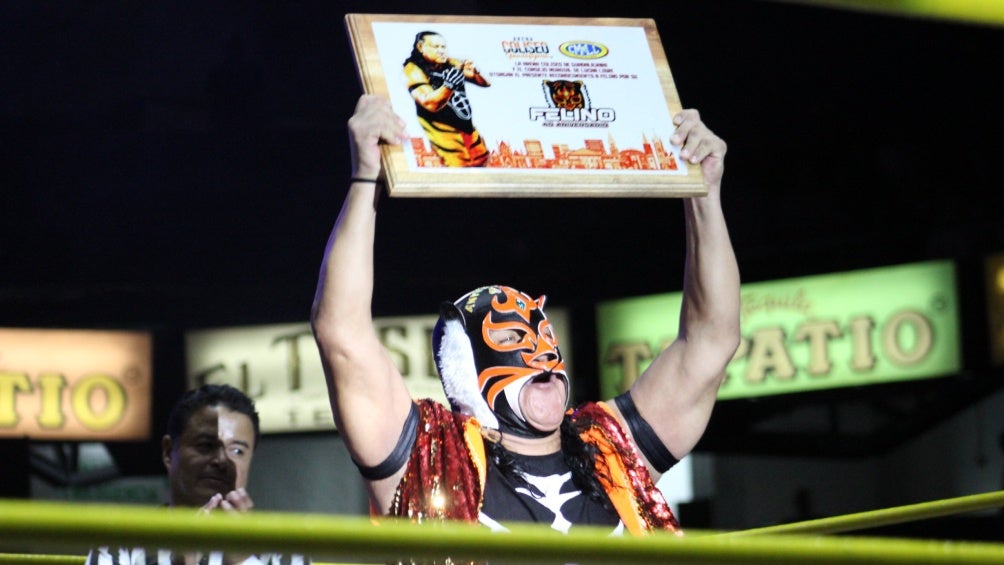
{"left": 614, "top": 391, "right": 679, "bottom": 473}
{"left": 350, "top": 177, "right": 380, "bottom": 184}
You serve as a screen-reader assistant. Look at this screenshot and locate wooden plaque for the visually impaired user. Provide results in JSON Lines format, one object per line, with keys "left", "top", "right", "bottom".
{"left": 346, "top": 14, "right": 706, "bottom": 198}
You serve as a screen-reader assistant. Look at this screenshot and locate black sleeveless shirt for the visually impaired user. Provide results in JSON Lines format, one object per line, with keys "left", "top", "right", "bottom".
{"left": 479, "top": 451, "right": 622, "bottom": 533}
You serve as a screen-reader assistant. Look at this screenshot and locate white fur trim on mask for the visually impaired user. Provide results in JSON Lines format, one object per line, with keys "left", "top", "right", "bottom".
{"left": 438, "top": 317, "right": 499, "bottom": 429}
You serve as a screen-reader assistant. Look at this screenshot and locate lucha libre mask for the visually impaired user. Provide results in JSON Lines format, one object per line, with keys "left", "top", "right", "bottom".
{"left": 431, "top": 285, "right": 569, "bottom": 438}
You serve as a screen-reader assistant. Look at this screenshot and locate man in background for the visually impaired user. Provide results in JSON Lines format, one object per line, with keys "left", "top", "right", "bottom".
{"left": 87, "top": 384, "right": 306, "bottom": 565}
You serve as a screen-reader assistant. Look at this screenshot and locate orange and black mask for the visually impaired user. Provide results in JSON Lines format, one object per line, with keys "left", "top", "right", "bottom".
{"left": 432, "top": 285, "right": 569, "bottom": 438}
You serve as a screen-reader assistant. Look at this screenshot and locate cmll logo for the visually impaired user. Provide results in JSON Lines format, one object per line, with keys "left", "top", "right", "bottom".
{"left": 558, "top": 40, "right": 609, "bottom": 59}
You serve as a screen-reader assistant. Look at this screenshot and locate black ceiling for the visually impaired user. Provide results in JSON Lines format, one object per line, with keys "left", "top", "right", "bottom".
{"left": 3, "top": 1, "right": 1003, "bottom": 458}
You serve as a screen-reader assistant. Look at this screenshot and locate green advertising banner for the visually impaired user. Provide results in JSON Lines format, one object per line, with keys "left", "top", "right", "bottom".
{"left": 597, "top": 260, "right": 961, "bottom": 400}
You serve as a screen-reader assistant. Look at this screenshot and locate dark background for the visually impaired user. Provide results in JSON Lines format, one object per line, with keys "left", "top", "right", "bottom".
{"left": 2, "top": 1, "right": 1002, "bottom": 466}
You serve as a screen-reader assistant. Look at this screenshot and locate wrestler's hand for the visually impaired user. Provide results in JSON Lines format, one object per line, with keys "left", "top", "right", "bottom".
{"left": 440, "top": 64, "right": 465, "bottom": 90}
{"left": 347, "top": 95, "right": 407, "bottom": 181}
{"left": 671, "top": 109, "right": 727, "bottom": 198}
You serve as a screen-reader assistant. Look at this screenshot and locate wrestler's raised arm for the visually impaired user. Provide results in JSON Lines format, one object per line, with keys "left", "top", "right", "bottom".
{"left": 615, "top": 109, "right": 741, "bottom": 477}
{"left": 310, "top": 95, "right": 415, "bottom": 513}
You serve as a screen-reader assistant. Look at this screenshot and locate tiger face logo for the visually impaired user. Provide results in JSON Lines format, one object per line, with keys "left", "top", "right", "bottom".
{"left": 543, "top": 80, "right": 587, "bottom": 110}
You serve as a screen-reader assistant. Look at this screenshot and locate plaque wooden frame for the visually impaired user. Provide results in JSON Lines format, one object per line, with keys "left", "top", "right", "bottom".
{"left": 346, "top": 14, "right": 706, "bottom": 198}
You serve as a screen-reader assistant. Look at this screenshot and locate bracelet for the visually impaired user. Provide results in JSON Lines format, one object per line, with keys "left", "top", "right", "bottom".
{"left": 350, "top": 177, "right": 380, "bottom": 184}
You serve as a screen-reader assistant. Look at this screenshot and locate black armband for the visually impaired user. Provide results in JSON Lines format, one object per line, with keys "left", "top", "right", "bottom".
{"left": 614, "top": 392, "right": 679, "bottom": 473}
{"left": 353, "top": 402, "right": 418, "bottom": 481}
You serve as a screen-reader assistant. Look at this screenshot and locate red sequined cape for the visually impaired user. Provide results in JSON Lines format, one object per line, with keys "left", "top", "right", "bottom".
{"left": 387, "top": 399, "right": 681, "bottom": 535}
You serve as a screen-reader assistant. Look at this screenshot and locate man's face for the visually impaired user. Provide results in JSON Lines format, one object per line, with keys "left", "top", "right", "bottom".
{"left": 162, "top": 405, "right": 255, "bottom": 507}
{"left": 418, "top": 35, "right": 448, "bottom": 64}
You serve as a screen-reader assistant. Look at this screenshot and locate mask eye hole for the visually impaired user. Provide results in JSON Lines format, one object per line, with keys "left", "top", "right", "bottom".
{"left": 538, "top": 321, "right": 557, "bottom": 346}
{"left": 487, "top": 328, "right": 527, "bottom": 349}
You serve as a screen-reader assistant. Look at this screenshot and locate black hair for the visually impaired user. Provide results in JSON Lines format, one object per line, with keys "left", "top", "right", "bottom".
{"left": 165, "top": 384, "right": 260, "bottom": 447}
{"left": 560, "top": 416, "right": 614, "bottom": 511}
{"left": 405, "top": 30, "right": 443, "bottom": 68}
{"left": 484, "top": 416, "right": 613, "bottom": 512}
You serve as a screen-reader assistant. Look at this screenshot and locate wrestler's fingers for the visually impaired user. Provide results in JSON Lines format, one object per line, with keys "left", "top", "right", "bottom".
{"left": 688, "top": 133, "right": 728, "bottom": 166}
{"left": 673, "top": 109, "right": 726, "bottom": 164}
{"left": 379, "top": 118, "right": 407, "bottom": 145}
{"left": 349, "top": 96, "right": 406, "bottom": 145}
{"left": 670, "top": 110, "right": 700, "bottom": 157}
{"left": 351, "top": 94, "right": 387, "bottom": 124}
{"left": 369, "top": 102, "right": 407, "bottom": 145}
{"left": 683, "top": 128, "right": 717, "bottom": 164}
{"left": 670, "top": 109, "right": 700, "bottom": 140}
{"left": 678, "top": 125, "right": 709, "bottom": 164}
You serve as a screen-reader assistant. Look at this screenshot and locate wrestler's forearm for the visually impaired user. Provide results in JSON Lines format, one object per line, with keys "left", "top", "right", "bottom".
{"left": 413, "top": 87, "right": 452, "bottom": 112}
{"left": 679, "top": 193, "right": 740, "bottom": 354}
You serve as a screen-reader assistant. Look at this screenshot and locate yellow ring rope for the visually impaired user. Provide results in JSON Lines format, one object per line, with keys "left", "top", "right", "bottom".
{"left": 0, "top": 494, "right": 1002, "bottom": 564}
{"left": 774, "top": 0, "right": 1004, "bottom": 27}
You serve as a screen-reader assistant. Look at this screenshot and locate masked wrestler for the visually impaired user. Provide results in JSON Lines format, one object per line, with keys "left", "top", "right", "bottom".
{"left": 403, "top": 31, "right": 490, "bottom": 167}
{"left": 311, "top": 95, "right": 739, "bottom": 534}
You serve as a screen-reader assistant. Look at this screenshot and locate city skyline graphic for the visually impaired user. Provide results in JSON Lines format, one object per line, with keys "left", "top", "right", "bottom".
{"left": 410, "top": 131, "right": 680, "bottom": 171}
